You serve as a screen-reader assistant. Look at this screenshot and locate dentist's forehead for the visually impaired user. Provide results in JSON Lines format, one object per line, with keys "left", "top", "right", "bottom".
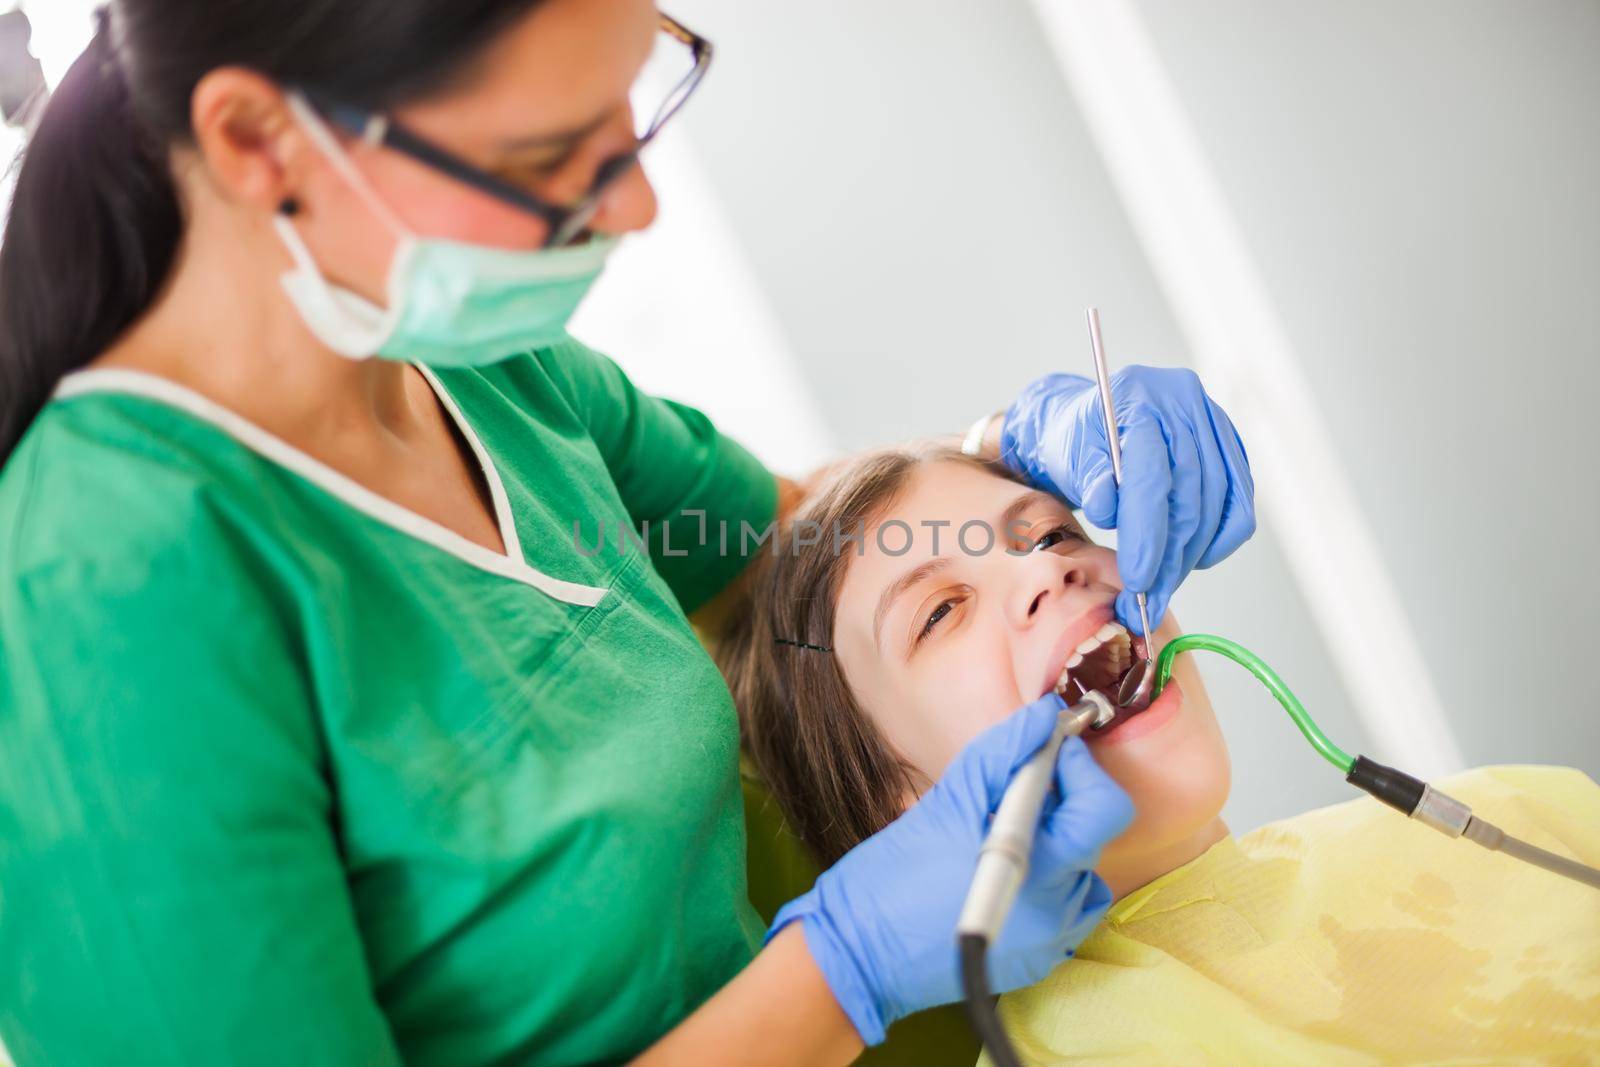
{"left": 395, "top": 0, "right": 657, "bottom": 158}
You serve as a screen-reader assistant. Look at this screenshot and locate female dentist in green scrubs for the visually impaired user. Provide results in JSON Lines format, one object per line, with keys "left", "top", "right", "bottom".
{"left": 0, "top": 1, "right": 1255, "bottom": 1063}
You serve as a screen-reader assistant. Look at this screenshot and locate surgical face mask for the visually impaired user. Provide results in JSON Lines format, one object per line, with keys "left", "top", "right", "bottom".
{"left": 273, "top": 91, "right": 617, "bottom": 366}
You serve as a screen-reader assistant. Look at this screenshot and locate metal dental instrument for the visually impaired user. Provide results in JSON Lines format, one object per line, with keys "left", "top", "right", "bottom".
{"left": 1085, "top": 308, "right": 1157, "bottom": 710}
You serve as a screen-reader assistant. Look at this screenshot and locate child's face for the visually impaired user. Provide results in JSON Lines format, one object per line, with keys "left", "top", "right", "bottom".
{"left": 832, "top": 460, "right": 1230, "bottom": 873}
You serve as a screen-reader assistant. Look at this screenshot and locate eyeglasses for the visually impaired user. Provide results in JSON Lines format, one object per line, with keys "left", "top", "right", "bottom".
{"left": 302, "top": 12, "right": 712, "bottom": 248}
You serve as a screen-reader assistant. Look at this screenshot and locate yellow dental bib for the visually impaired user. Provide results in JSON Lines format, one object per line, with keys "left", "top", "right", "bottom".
{"left": 990, "top": 765, "right": 1600, "bottom": 1066}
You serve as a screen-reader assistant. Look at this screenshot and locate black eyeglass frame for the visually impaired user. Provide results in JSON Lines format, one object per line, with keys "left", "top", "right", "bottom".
{"left": 301, "top": 13, "right": 711, "bottom": 248}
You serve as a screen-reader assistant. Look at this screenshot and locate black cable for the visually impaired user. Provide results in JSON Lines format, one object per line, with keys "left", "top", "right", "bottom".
{"left": 959, "top": 933, "right": 1024, "bottom": 1067}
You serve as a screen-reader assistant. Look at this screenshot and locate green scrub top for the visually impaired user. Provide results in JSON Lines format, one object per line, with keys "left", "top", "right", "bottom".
{"left": 0, "top": 338, "right": 778, "bottom": 1066}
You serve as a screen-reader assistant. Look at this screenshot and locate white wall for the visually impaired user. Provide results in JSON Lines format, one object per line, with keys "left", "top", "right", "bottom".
{"left": 570, "top": 126, "right": 836, "bottom": 476}
{"left": 1130, "top": 0, "right": 1600, "bottom": 783}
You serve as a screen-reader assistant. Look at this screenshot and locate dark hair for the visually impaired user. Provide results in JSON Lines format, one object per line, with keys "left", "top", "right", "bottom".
{"left": 716, "top": 444, "right": 1029, "bottom": 866}
{"left": 0, "top": 0, "right": 547, "bottom": 462}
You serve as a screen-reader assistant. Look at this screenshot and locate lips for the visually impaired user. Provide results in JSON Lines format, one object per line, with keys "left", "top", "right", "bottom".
{"left": 1084, "top": 677, "right": 1183, "bottom": 745}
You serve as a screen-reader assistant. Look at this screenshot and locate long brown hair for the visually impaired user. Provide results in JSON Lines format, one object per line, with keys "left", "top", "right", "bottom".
{"left": 715, "top": 444, "right": 1026, "bottom": 866}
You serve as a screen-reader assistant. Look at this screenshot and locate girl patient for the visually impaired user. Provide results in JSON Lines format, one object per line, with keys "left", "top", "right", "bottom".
{"left": 717, "top": 445, "right": 1600, "bottom": 1065}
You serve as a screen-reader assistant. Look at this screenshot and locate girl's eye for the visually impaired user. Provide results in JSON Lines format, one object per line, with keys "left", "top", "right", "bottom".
{"left": 1032, "top": 523, "right": 1085, "bottom": 553}
{"left": 916, "top": 599, "right": 958, "bottom": 644}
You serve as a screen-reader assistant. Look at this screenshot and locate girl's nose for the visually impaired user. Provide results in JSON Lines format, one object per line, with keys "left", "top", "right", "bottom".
{"left": 1007, "top": 553, "right": 1091, "bottom": 629}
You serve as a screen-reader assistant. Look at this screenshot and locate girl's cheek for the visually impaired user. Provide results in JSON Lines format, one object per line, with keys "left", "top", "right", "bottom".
{"left": 917, "top": 661, "right": 1014, "bottom": 773}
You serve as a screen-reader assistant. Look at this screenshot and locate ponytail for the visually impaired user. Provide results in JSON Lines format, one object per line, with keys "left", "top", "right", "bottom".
{"left": 0, "top": 0, "right": 550, "bottom": 464}
{"left": 0, "top": 12, "right": 180, "bottom": 462}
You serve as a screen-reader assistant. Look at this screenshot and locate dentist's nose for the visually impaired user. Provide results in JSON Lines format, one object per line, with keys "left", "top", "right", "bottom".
{"left": 589, "top": 160, "right": 658, "bottom": 235}
{"left": 1008, "top": 553, "right": 1092, "bottom": 629}
{"left": 588, "top": 106, "right": 659, "bottom": 236}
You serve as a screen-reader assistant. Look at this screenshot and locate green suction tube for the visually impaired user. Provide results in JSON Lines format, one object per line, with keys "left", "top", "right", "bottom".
{"left": 1152, "top": 634, "right": 1354, "bottom": 774}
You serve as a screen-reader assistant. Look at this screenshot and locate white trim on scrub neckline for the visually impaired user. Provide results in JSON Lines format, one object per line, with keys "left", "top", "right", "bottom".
{"left": 410, "top": 362, "right": 525, "bottom": 563}
{"left": 50, "top": 366, "right": 609, "bottom": 608}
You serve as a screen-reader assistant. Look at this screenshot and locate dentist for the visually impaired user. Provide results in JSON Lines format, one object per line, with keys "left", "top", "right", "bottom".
{"left": 0, "top": 1, "right": 1253, "bottom": 1064}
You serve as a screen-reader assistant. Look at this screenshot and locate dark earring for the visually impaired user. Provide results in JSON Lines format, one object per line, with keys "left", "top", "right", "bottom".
{"left": 279, "top": 197, "right": 301, "bottom": 217}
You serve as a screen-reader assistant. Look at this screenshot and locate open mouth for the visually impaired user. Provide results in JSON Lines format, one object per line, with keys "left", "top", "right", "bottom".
{"left": 1051, "top": 622, "right": 1149, "bottom": 731}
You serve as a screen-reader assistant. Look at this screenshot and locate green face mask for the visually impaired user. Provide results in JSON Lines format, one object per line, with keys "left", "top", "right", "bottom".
{"left": 274, "top": 91, "right": 617, "bottom": 367}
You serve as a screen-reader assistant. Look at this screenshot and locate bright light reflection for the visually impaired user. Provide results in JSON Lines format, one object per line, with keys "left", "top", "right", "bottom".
{"left": 22, "top": 0, "right": 97, "bottom": 90}
{"left": 2, "top": 1, "right": 97, "bottom": 216}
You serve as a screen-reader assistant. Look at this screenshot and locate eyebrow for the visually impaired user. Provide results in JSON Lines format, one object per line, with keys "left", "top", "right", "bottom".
{"left": 1000, "top": 489, "right": 1060, "bottom": 541}
{"left": 868, "top": 488, "right": 1067, "bottom": 650}
{"left": 873, "top": 557, "right": 953, "bottom": 649}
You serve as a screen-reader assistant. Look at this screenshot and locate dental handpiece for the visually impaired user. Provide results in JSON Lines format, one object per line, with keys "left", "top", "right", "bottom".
{"left": 956, "top": 691, "right": 1117, "bottom": 942}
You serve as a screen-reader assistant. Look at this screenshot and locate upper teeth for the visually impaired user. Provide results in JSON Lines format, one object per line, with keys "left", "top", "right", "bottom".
{"left": 1056, "top": 622, "right": 1130, "bottom": 694}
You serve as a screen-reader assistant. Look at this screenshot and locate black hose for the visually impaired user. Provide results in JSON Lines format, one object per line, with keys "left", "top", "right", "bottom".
{"left": 959, "top": 933, "right": 1025, "bottom": 1067}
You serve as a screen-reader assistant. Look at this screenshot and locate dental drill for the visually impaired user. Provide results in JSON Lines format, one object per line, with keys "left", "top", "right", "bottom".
{"left": 955, "top": 691, "right": 1114, "bottom": 1065}
{"left": 956, "top": 691, "right": 1117, "bottom": 946}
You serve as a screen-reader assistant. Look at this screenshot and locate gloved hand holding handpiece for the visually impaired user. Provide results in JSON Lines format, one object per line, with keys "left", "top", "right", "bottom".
{"left": 770, "top": 694, "right": 1134, "bottom": 1045}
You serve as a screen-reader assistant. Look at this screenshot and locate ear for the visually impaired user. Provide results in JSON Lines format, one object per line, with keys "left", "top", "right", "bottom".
{"left": 188, "top": 67, "right": 309, "bottom": 213}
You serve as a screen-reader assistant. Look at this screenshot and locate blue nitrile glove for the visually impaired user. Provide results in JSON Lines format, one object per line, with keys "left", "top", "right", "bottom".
{"left": 768, "top": 694, "right": 1134, "bottom": 1045}
{"left": 1000, "top": 367, "right": 1255, "bottom": 634}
